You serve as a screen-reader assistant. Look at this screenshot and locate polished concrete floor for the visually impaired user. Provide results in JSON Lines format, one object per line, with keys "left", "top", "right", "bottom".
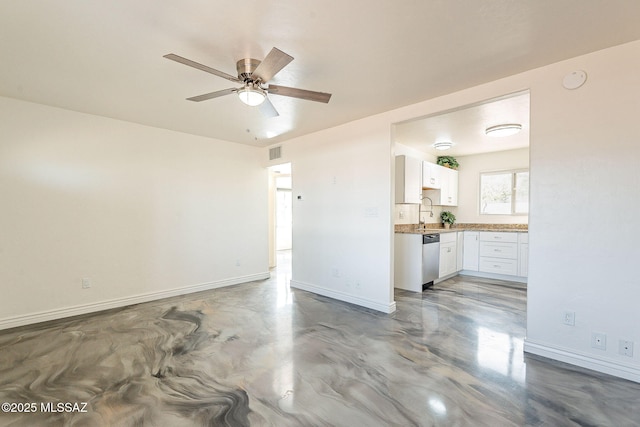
{"left": 1, "top": 251, "right": 639, "bottom": 426}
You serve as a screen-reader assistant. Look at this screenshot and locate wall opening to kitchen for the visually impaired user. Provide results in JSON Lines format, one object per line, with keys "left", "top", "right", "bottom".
{"left": 268, "top": 162, "right": 292, "bottom": 269}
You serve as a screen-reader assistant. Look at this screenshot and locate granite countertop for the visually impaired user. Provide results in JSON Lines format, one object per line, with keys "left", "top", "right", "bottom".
{"left": 395, "top": 224, "right": 528, "bottom": 235}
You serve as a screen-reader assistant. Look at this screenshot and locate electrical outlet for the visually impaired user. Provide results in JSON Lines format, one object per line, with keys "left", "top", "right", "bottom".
{"left": 399, "top": 210, "right": 405, "bottom": 219}
{"left": 563, "top": 311, "right": 575, "bottom": 326}
{"left": 591, "top": 332, "right": 607, "bottom": 350}
{"left": 81, "top": 278, "right": 91, "bottom": 289}
{"left": 619, "top": 340, "right": 634, "bottom": 357}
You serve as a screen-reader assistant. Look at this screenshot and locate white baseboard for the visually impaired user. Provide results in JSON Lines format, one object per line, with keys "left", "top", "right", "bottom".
{"left": 459, "top": 270, "right": 527, "bottom": 284}
{"left": 434, "top": 272, "right": 458, "bottom": 284}
{"left": 524, "top": 339, "right": 640, "bottom": 383}
{"left": 290, "top": 280, "right": 396, "bottom": 314}
{"left": 0, "top": 272, "right": 271, "bottom": 331}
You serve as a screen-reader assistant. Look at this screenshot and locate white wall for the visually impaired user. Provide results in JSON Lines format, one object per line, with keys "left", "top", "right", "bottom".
{"left": 266, "top": 119, "right": 396, "bottom": 313}
{"left": 266, "top": 39, "right": 640, "bottom": 382}
{"left": 456, "top": 148, "right": 529, "bottom": 224}
{"left": 0, "top": 97, "right": 269, "bottom": 329}
{"left": 525, "top": 42, "right": 640, "bottom": 381}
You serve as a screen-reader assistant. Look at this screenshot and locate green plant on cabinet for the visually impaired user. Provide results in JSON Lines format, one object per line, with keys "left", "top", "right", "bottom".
{"left": 437, "top": 156, "right": 459, "bottom": 170}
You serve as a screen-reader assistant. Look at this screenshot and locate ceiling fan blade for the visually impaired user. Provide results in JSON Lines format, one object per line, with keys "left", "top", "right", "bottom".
{"left": 252, "top": 47, "right": 293, "bottom": 83}
{"left": 268, "top": 84, "right": 332, "bottom": 103}
{"left": 187, "top": 88, "right": 237, "bottom": 102}
{"left": 259, "top": 97, "right": 279, "bottom": 118}
{"left": 164, "top": 53, "right": 242, "bottom": 84}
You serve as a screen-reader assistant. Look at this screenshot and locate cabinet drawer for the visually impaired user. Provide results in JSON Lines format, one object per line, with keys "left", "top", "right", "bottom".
{"left": 439, "top": 232, "right": 457, "bottom": 243}
{"left": 480, "top": 232, "right": 518, "bottom": 243}
{"left": 479, "top": 257, "right": 518, "bottom": 275}
{"left": 479, "top": 242, "right": 518, "bottom": 259}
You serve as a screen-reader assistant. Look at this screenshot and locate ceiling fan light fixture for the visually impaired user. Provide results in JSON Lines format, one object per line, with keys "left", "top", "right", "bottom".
{"left": 433, "top": 141, "right": 453, "bottom": 151}
{"left": 237, "top": 84, "right": 266, "bottom": 106}
{"left": 485, "top": 123, "right": 522, "bottom": 137}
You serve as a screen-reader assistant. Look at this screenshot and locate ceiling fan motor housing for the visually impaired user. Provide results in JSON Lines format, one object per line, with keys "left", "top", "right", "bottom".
{"left": 236, "top": 58, "right": 261, "bottom": 82}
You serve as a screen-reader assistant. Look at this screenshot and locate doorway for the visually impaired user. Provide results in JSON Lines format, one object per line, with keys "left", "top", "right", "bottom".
{"left": 268, "top": 163, "right": 292, "bottom": 268}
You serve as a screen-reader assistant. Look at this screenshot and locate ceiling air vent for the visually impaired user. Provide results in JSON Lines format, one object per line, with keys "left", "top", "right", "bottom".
{"left": 269, "top": 146, "right": 282, "bottom": 160}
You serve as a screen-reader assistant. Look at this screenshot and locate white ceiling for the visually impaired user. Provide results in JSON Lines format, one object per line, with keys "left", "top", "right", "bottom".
{"left": 394, "top": 91, "right": 530, "bottom": 157}
{"left": 1, "top": 1, "right": 640, "bottom": 147}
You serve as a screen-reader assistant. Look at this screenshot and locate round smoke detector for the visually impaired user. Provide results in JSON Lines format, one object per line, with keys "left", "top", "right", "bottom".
{"left": 562, "top": 70, "right": 587, "bottom": 90}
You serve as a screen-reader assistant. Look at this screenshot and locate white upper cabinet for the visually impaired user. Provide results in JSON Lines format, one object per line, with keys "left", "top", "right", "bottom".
{"left": 424, "top": 164, "right": 458, "bottom": 206}
{"left": 395, "top": 155, "right": 422, "bottom": 204}
{"left": 439, "top": 166, "right": 458, "bottom": 206}
{"left": 422, "top": 161, "right": 441, "bottom": 189}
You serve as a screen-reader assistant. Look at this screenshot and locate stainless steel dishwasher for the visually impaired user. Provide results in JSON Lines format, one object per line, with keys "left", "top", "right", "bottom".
{"left": 422, "top": 234, "right": 440, "bottom": 289}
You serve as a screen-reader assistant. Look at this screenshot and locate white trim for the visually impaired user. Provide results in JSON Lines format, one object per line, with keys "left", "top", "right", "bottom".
{"left": 290, "top": 280, "right": 397, "bottom": 314}
{"left": 458, "top": 270, "right": 527, "bottom": 284}
{"left": 0, "top": 272, "right": 271, "bottom": 331}
{"left": 434, "top": 272, "right": 458, "bottom": 284}
{"left": 524, "top": 339, "right": 640, "bottom": 384}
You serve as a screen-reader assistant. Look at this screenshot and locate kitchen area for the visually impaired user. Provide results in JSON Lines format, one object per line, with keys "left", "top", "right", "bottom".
{"left": 393, "top": 92, "right": 529, "bottom": 292}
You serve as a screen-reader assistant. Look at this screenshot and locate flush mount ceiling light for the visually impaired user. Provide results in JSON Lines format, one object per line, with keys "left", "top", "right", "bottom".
{"left": 237, "top": 83, "right": 266, "bottom": 106}
{"left": 485, "top": 123, "right": 522, "bottom": 137}
{"left": 433, "top": 141, "right": 453, "bottom": 151}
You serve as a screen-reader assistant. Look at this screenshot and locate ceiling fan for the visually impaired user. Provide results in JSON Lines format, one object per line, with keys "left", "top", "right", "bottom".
{"left": 163, "top": 47, "right": 332, "bottom": 118}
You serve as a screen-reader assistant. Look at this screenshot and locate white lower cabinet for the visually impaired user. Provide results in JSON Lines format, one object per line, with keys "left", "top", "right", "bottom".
{"left": 476, "top": 231, "right": 526, "bottom": 279}
{"left": 480, "top": 241, "right": 519, "bottom": 259}
{"left": 518, "top": 232, "right": 529, "bottom": 277}
{"left": 479, "top": 257, "right": 519, "bottom": 276}
{"left": 394, "top": 233, "right": 423, "bottom": 291}
{"left": 462, "top": 231, "right": 479, "bottom": 271}
{"left": 456, "top": 232, "right": 464, "bottom": 272}
{"left": 438, "top": 232, "right": 457, "bottom": 278}
{"left": 397, "top": 230, "right": 528, "bottom": 289}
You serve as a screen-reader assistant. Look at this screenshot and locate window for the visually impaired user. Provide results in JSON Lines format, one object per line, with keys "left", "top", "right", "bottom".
{"left": 480, "top": 170, "right": 529, "bottom": 215}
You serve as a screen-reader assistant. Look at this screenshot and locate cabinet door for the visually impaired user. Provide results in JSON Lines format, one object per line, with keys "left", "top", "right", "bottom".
{"left": 395, "top": 155, "right": 422, "bottom": 204}
{"left": 519, "top": 243, "right": 529, "bottom": 277}
{"left": 439, "top": 245, "right": 448, "bottom": 277}
{"left": 456, "top": 232, "right": 464, "bottom": 272}
{"left": 439, "top": 166, "right": 458, "bottom": 206}
{"left": 394, "top": 233, "right": 423, "bottom": 291}
{"left": 439, "top": 242, "right": 456, "bottom": 278}
{"left": 518, "top": 232, "right": 528, "bottom": 277}
{"left": 422, "top": 161, "right": 441, "bottom": 189}
{"left": 463, "top": 232, "right": 479, "bottom": 271}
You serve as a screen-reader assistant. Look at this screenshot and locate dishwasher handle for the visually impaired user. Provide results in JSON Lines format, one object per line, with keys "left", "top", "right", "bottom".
{"left": 423, "top": 234, "right": 440, "bottom": 244}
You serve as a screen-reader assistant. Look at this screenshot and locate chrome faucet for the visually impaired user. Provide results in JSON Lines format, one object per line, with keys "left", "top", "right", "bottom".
{"left": 418, "top": 195, "right": 434, "bottom": 227}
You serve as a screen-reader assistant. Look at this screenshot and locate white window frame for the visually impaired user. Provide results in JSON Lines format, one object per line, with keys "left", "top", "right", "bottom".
{"left": 479, "top": 169, "right": 529, "bottom": 216}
